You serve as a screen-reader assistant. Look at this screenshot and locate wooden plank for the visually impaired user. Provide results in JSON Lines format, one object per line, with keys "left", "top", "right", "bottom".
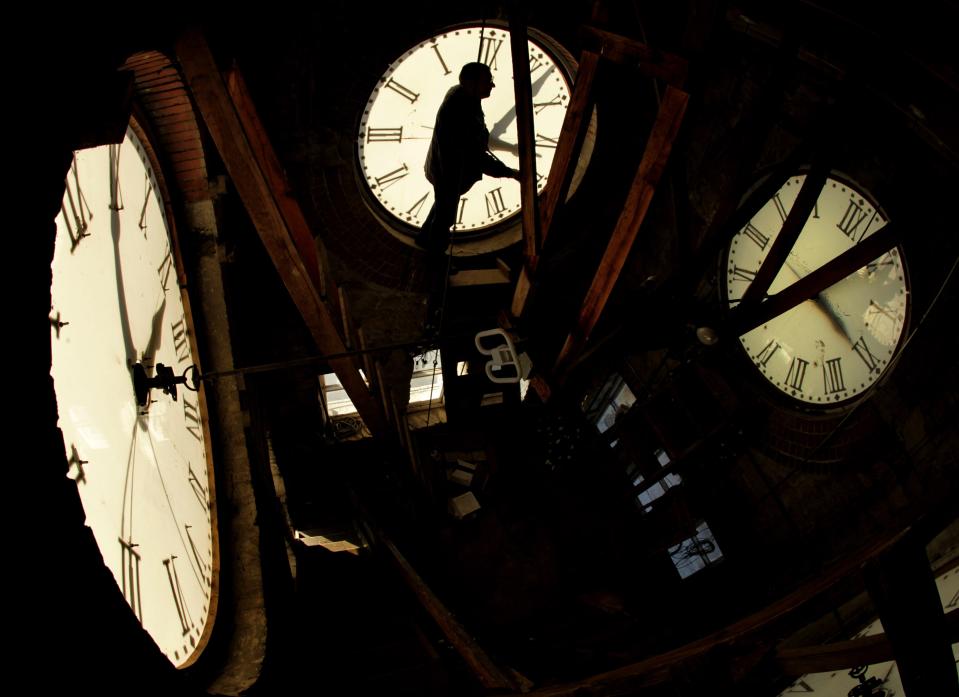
{"left": 776, "top": 607, "right": 959, "bottom": 675}
{"left": 509, "top": 531, "right": 909, "bottom": 696}
{"left": 511, "top": 50, "right": 600, "bottom": 319}
{"left": 356, "top": 327, "right": 376, "bottom": 395}
{"left": 175, "top": 28, "right": 385, "bottom": 435}
{"left": 379, "top": 535, "right": 517, "bottom": 691}
{"left": 448, "top": 268, "right": 510, "bottom": 287}
{"left": 581, "top": 26, "right": 688, "bottom": 86}
{"left": 225, "top": 66, "right": 332, "bottom": 303}
{"left": 554, "top": 86, "right": 688, "bottom": 374}
{"left": 509, "top": 13, "right": 541, "bottom": 261}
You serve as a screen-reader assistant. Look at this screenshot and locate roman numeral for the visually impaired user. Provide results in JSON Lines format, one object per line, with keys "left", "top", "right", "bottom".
{"left": 742, "top": 223, "right": 769, "bottom": 250}
{"left": 185, "top": 524, "right": 211, "bottom": 586}
{"left": 119, "top": 538, "right": 143, "bottom": 624}
{"left": 865, "top": 299, "right": 898, "bottom": 329}
{"left": 384, "top": 78, "right": 419, "bottom": 103}
{"left": 430, "top": 43, "right": 451, "bottom": 75}
{"left": 405, "top": 192, "right": 429, "bottom": 220}
{"left": 784, "top": 679, "right": 815, "bottom": 693}
{"left": 772, "top": 192, "right": 788, "bottom": 223}
{"left": 479, "top": 36, "right": 504, "bottom": 69}
{"left": 171, "top": 317, "right": 190, "bottom": 364}
{"left": 534, "top": 96, "right": 563, "bottom": 114}
{"left": 366, "top": 127, "right": 403, "bottom": 143}
{"left": 754, "top": 339, "right": 781, "bottom": 367}
{"left": 108, "top": 144, "right": 124, "bottom": 212}
{"left": 67, "top": 443, "right": 88, "bottom": 484}
{"left": 138, "top": 169, "right": 153, "bottom": 234}
{"left": 187, "top": 463, "right": 209, "bottom": 511}
{"left": 374, "top": 163, "right": 409, "bottom": 190}
{"left": 823, "top": 357, "right": 845, "bottom": 394}
{"left": 183, "top": 397, "right": 203, "bottom": 442}
{"left": 456, "top": 197, "right": 468, "bottom": 225}
{"left": 786, "top": 356, "right": 809, "bottom": 391}
{"left": 730, "top": 265, "right": 757, "bottom": 283}
{"left": 852, "top": 336, "right": 881, "bottom": 374}
{"left": 837, "top": 197, "right": 876, "bottom": 242}
{"left": 163, "top": 555, "right": 193, "bottom": 636}
{"left": 866, "top": 253, "right": 896, "bottom": 275}
{"left": 529, "top": 53, "right": 546, "bottom": 75}
{"left": 158, "top": 246, "right": 175, "bottom": 291}
{"left": 485, "top": 187, "right": 507, "bottom": 217}
{"left": 535, "top": 134, "right": 559, "bottom": 149}
{"left": 62, "top": 155, "right": 93, "bottom": 251}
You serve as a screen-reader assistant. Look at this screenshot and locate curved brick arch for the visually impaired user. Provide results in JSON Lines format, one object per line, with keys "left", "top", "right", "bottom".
{"left": 123, "top": 50, "right": 210, "bottom": 204}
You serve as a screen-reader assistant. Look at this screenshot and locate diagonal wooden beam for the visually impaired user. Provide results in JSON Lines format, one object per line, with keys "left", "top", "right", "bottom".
{"left": 175, "top": 28, "right": 386, "bottom": 434}
{"left": 553, "top": 86, "right": 688, "bottom": 375}
{"left": 509, "top": 12, "right": 541, "bottom": 263}
{"left": 738, "top": 142, "right": 834, "bottom": 309}
{"left": 726, "top": 222, "right": 901, "bottom": 337}
{"left": 580, "top": 26, "right": 688, "bottom": 86}
{"left": 511, "top": 50, "right": 600, "bottom": 319}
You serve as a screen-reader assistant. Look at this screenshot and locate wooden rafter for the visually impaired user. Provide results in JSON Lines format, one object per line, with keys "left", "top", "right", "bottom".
{"left": 509, "top": 12, "right": 541, "bottom": 263}
{"left": 553, "top": 85, "right": 689, "bottom": 375}
{"left": 175, "top": 28, "right": 386, "bottom": 435}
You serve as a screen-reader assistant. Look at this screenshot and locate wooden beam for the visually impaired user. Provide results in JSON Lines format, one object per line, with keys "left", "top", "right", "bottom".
{"left": 726, "top": 222, "right": 900, "bottom": 337}
{"left": 224, "top": 66, "right": 335, "bottom": 306}
{"left": 379, "top": 536, "right": 518, "bottom": 691}
{"left": 448, "top": 268, "right": 510, "bottom": 287}
{"left": 776, "top": 607, "right": 959, "bottom": 675}
{"left": 864, "top": 532, "right": 959, "bottom": 696}
{"left": 580, "top": 26, "right": 688, "bottom": 86}
{"left": 507, "top": 530, "right": 909, "bottom": 696}
{"left": 554, "top": 86, "right": 688, "bottom": 374}
{"left": 738, "top": 154, "right": 831, "bottom": 308}
{"left": 509, "top": 12, "right": 541, "bottom": 262}
{"left": 175, "top": 28, "right": 386, "bottom": 435}
{"left": 511, "top": 50, "right": 600, "bottom": 319}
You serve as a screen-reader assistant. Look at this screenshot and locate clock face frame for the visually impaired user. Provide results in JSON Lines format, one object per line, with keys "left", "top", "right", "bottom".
{"left": 50, "top": 121, "right": 218, "bottom": 666}
{"left": 357, "top": 23, "right": 581, "bottom": 239}
{"left": 723, "top": 173, "right": 911, "bottom": 408}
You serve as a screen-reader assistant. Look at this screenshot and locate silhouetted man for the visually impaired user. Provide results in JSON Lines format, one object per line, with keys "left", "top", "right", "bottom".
{"left": 417, "top": 62, "right": 520, "bottom": 330}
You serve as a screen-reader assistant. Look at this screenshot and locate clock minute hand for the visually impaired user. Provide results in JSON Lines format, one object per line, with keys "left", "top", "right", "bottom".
{"left": 488, "top": 65, "right": 555, "bottom": 140}
{"left": 784, "top": 258, "right": 854, "bottom": 345}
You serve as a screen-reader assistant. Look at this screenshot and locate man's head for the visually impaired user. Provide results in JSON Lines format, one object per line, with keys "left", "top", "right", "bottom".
{"left": 459, "top": 62, "right": 494, "bottom": 99}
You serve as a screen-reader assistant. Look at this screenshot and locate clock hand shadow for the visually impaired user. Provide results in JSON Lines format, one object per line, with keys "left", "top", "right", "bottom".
{"left": 140, "top": 297, "right": 167, "bottom": 365}
{"left": 488, "top": 65, "right": 555, "bottom": 139}
{"left": 112, "top": 216, "right": 138, "bottom": 364}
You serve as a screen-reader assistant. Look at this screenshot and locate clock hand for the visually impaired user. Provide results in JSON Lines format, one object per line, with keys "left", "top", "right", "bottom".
{"left": 783, "top": 255, "right": 855, "bottom": 344}
{"left": 488, "top": 65, "right": 555, "bottom": 140}
{"left": 140, "top": 296, "right": 167, "bottom": 364}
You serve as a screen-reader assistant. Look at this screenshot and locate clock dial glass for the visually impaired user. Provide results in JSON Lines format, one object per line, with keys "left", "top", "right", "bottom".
{"left": 50, "top": 125, "right": 216, "bottom": 666}
{"left": 357, "top": 24, "right": 572, "bottom": 234}
{"left": 725, "top": 174, "right": 910, "bottom": 406}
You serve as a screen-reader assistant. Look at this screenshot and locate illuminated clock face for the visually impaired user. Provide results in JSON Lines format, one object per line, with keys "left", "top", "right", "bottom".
{"left": 50, "top": 125, "right": 217, "bottom": 666}
{"left": 357, "top": 24, "right": 573, "bottom": 234}
{"left": 725, "top": 174, "right": 910, "bottom": 406}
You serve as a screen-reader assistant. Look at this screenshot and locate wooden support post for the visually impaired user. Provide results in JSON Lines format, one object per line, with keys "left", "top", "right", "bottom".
{"left": 509, "top": 12, "right": 541, "bottom": 263}
{"left": 864, "top": 531, "right": 959, "bottom": 697}
{"left": 176, "top": 28, "right": 386, "bottom": 434}
{"left": 554, "top": 86, "right": 688, "bottom": 375}
{"left": 511, "top": 50, "right": 600, "bottom": 319}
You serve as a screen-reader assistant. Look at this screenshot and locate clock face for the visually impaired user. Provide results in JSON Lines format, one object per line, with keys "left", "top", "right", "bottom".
{"left": 357, "top": 24, "right": 573, "bottom": 235}
{"left": 725, "top": 174, "right": 910, "bottom": 406}
{"left": 50, "top": 124, "right": 216, "bottom": 666}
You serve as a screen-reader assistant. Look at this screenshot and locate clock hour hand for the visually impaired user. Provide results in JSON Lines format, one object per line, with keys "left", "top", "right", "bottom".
{"left": 140, "top": 297, "right": 167, "bottom": 364}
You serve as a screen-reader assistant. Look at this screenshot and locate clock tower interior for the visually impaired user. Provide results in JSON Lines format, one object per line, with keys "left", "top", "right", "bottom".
{"left": 21, "top": 1, "right": 958, "bottom": 695}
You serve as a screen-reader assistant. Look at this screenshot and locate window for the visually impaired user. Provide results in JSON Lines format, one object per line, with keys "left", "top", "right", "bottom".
{"left": 669, "top": 522, "right": 723, "bottom": 579}
{"left": 409, "top": 350, "right": 443, "bottom": 407}
{"left": 633, "top": 448, "right": 682, "bottom": 512}
{"left": 582, "top": 373, "right": 637, "bottom": 434}
{"left": 320, "top": 372, "right": 358, "bottom": 416}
